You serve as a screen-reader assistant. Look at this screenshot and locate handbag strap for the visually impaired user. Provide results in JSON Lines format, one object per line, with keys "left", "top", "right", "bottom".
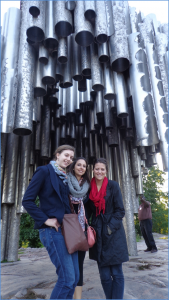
{"left": 68, "top": 196, "right": 76, "bottom": 214}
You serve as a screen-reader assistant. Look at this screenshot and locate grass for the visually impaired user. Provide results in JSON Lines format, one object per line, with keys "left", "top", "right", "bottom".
{"left": 159, "top": 236, "right": 168, "bottom": 240}
{"left": 136, "top": 234, "right": 142, "bottom": 242}
{"left": 18, "top": 251, "right": 25, "bottom": 255}
{"left": 1, "top": 258, "right": 20, "bottom": 263}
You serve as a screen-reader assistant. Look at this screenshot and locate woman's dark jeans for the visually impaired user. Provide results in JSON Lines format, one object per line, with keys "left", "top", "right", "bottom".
{"left": 98, "top": 263, "right": 124, "bottom": 299}
{"left": 39, "top": 227, "right": 79, "bottom": 299}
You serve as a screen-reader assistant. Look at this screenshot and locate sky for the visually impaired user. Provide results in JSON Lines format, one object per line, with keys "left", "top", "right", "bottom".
{"left": 1, "top": 0, "right": 168, "bottom": 189}
{"left": 1, "top": 1, "right": 168, "bottom": 25}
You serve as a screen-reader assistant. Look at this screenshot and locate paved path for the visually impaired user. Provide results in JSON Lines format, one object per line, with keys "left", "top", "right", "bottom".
{"left": 1, "top": 233, "right": 168, "bottom": 299}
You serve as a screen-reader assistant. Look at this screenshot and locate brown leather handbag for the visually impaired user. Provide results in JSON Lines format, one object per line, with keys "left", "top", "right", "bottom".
{"left": 61, "top": 200, "right": 89, "bottom": 254}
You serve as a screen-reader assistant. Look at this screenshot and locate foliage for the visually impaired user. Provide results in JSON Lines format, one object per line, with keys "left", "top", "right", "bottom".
{"left": 135, "top": 166, "right": 168, "bottom": 235}
{"left": 19, "top": 197, "right": 43, "bottom": 248}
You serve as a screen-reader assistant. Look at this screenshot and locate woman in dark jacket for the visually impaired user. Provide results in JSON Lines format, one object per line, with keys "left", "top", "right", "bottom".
{"left": 86, "top": 158, "right": 129, "bottom": 299}
{"left": 67, "top": 157, "right": 90, "bottom": 299}
{"left": 22, "top": 145, "right": 79, "bottom": 300}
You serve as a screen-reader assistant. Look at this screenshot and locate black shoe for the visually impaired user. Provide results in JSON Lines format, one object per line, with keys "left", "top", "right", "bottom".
{"left": 144, "top": 248, "right": 151, "bottom": 252}
{"left": 151, "top": 249, "right": 158, "bottom": 253}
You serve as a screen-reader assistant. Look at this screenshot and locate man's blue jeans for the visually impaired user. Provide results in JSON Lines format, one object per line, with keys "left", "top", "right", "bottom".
{"left": 98, "top": 263, "right": 124, "bottom": 299}
{"left": 39, "top": 227, "right": 79, "bottom": 299}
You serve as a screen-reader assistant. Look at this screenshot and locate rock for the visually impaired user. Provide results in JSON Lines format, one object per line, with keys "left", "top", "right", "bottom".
{"left": 152, "top": 279, "right": 166, "bottom": 288}
{"left": 14, "top": 288, "right": 27, "bottom": 298}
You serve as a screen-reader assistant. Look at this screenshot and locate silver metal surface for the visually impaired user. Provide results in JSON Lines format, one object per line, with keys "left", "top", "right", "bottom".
{"left": 62, "top": 35, "right": 73, "bottom": 88}
{"left": 1, "top": 8, "right": 21, "bottom": 133}
{"left": 17, "top": 135, "right": 32, "bottom": 213}
{"left": 128, "top": 32, "right": 159, "bottom": 146}
{"left": 60, "top": 88, "right": 67, "bottom": 119}
{"left": 58, "top": 87, "right": 63, "bottom": 107}
{"left": 58, "top": 37, "right": 67, "bottom": 64}
{"left": 103, "top": 99, "right": 113, "bottom": 129}
{"left": 30, "top": 126, "right": 35, "bottom": 166}
{"left": 84, "top": 1, "right": 96, "bottom": 22}
{"left": 98, "top": 42, "right": 109, "bottom": 63}
{"left": 129, "top": 7, "right": 138, "bottom": 34}
{"left": 1, "top": 133, "right": 8, "bottom": 194}
{"left": 95, "top": 1, "right": 108, "bottom": 44}
{"left": 134, "top": 154, "right": 143, "bottom": 195}
{"left": 75, "top": 90, "right": 81, "bottom": 113}
{"left": 145, "top": 42, "right": 168, "bottom": 171}
{"left": 41, "top": 100, "right": 51, "bottom": 159}
{"left": 2, "top": 133, "right": 19, "bottom": 204}
{"left": 44, "top": 1, "right": 58, "bottom": 50}
{"left": 72, "top": 33, "right": 82, "bottom": 81}
{"left": 129, "top": 143, "right": 139, "bottom": 178}
{"left": 42, "top": 55, "right": 56, "bottom": 85}
{"left": 81, "top": 46, "right": 91, "bottom": 77}
{"left": 26, "top": 1, "right": 45, "bottom": 42}
{"left": 89, "top": 106, "right": 96, "bottom": 133}
{"left": 32, "top": 98, "right": 37, "bottom": 123}
{"left": 74, "top": 1, "right": 94, "bottom": 47}
{"left": 66, "top": 80, "right": 76, "bottom": 115}
{"left": 54, "top": 1, "right": 72, "bottom": 37}
{"left": 128, "top": 147, "right": 139, "bottom": 213}
{"left": 56, "top": 61, "right": 64, "bottom": 83}
{"left": 103, "top": 63, "right": 115, "bottom": 100}
{"left": 39, "top": 44, "right": 49, "bottom": 65}
{"left": 34, "top": 60, "right": 46, "bottom": 97}
{"left": 95, "top": 91, "right": 104, "bottom": 117}
{"left": 118, "top": 131, "right": 138, "bottom": 256}
{"left": 1, "top": 204, "right": 10, "bottom": 261}
{"left": 105, "top": 1, "right": 115, "bottom": 36}
{"left": 90, "top": 43, "right": 104, "bottom": 91}
{"left": 155, "top": 33, "right": 168, "bottom": 111}
{"left": 13, "top": 2, "right": 36, "bottom": 136}
{"left": 85, "top": 79, "right": 93, "bottom": 106}
{"left": 113, "top": 72, "right": 128, "bottom": 118}
{"left": 7, "top": 206, "right": 21, "bottom": 262}
{"left": 109, "top": 5, "right": 130, "bottom": 72}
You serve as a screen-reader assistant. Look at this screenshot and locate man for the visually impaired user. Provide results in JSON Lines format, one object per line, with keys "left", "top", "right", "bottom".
{"left": 138, "top": 196, "right": 158, "bottom": 253}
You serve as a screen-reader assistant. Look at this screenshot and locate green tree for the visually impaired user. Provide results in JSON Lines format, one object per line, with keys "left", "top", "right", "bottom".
{"left": 135, "top": 166, "right": 168, "bottom": 235}
{"left": 19, "top": 197, "right": 43, "bottom": 248}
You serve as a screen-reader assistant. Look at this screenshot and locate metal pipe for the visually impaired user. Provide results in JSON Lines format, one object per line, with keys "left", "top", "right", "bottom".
{"left": 58, "top": 37, "right": 67, "bottom": 64}
{"left": 65, "top": 1, "right": 76, "bottom": 11}
{"left": 54, "top": 1, "right": 73, "bottom": 38}
{"left": 44, "top": 1, "right": 58, "bottom": 50}
{"left": 90, "top": 43, "right": 104, "bottom": 91}
{"left": 84, "top": 1, "right": 96, "bottom": 23}
{"left": 41, "top": 99, "right": 51, "bottom": 159}
{"left": 34, "top": 60, "right": 47, "bottom": 97}
{"left": 72, "top": 33, "right": 83, "bottom": 81}
{"left": 81, "top": 46, "right": 91, "bottom": 77}
{"left": 26, "top": 1, "right": 45, "bottom": 42}
{"left": 103, "top": 62, "right": 115, "bottom": 100}
{"left": 39, "top": 44, "right": 49, "bottom": 65}
{"left": 74, "top": 1, "right": 94, "bottom": 47}
{"left": 95, "top": 1, "right": 108, "bottom": 44}
{"left": 113, "top": 72, "right": 128, "bottom": 118}
{"left": 42, "top": 55, "right": 56, "bottom": 85}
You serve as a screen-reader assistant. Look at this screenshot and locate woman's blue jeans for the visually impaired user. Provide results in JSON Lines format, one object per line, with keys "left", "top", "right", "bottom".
{"left": 39, "top": 227, "right": 79, "bottom": 299}
{"left": 98, "top": 263, "right": 124, "bottom": 299}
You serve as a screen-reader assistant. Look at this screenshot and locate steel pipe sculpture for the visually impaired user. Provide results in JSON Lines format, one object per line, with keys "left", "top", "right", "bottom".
{"left": 1, "top": 0, "right": 168, "bottom": 262}
{"left": 65, "top": 1, "right": 76, "bottom": 11}
{"left": 29, "top": 1, "right": 41, "bottom": 17}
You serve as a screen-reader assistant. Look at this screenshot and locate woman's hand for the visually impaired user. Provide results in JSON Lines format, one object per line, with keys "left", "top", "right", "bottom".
{"left": 44, "top": 218, "right": 60, "bottom": 231}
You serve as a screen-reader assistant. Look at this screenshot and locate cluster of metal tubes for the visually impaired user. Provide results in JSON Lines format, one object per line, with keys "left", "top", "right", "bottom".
{"left": 1, "top": 1, "right": 168, "bottom": 261}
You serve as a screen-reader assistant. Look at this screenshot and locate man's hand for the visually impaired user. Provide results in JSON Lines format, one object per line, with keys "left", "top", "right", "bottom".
{"left": 44, "top": 218, "right": 60, "bottom": 231}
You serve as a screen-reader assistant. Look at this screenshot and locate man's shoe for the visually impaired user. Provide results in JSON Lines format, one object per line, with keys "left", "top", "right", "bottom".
{"left": 144, "top": 248, "right": 151, "bottom": 252}
{"left": 151, "top": 249, "right": 158, "bottom": 253}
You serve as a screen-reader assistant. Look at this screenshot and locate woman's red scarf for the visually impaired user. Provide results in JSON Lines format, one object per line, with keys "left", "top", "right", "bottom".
{"left": 89, "top": 177, "right": 108, "bottom": 216}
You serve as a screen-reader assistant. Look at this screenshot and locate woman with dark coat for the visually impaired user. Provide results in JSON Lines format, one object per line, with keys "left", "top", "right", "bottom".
{"left": 22, "top": 145, "right": 79, "bottom": 299}
{"left": 86, "top": 158, "right": 129, "bottom": 299}
{"left": 67, "top": 157, "right": 90, "bottom": 299}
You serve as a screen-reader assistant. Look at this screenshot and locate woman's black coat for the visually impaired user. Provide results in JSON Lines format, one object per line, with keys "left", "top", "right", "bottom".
{"left": 86, "top": 180, "right": 129, "bottom": 267}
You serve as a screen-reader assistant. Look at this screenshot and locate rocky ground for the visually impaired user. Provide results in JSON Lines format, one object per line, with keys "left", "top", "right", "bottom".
{"left": 1, "top": 233, "right": 168, "bottom": 299}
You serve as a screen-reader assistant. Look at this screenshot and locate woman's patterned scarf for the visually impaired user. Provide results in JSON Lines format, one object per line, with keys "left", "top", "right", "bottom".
{"left": 50, "top": 160, "right": 68, "bottom": 185}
